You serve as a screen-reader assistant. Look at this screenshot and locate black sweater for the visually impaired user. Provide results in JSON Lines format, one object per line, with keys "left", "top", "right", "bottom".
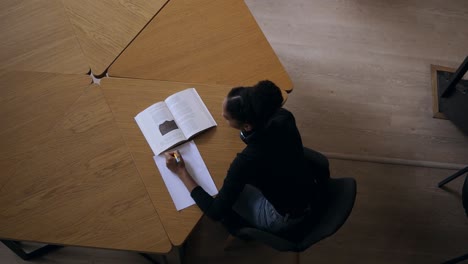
{"left": 191, "top": 108, "right": 316, "bottom": 221}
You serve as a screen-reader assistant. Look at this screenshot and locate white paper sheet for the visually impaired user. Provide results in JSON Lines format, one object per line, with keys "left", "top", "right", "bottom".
{"left": 153, "top": 141, "right": 218, "bottom": 211}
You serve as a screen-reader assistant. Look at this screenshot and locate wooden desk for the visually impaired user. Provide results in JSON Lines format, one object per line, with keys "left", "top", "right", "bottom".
{"left": 0, "top": 0, "right": 89, "bottom": 74}
{"left": 108, "top": 0, "right": 293, "bottom": 92}
{"left": 101, "top": 77, "right": 253, "bottom": 246}
{"left": 61, "top": 0, "right": 168, "bottom": 76}
{"left": 0, "top": 71, "right": 171, "bottom": 253}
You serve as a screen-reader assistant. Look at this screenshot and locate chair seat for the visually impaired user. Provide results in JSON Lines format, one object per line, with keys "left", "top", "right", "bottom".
{"left": 236, "top": 177, "right": 357, "bottom": 252}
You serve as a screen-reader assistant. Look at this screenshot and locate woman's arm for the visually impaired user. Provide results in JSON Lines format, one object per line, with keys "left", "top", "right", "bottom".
{"left": 177, "top": 169, "right": 198, "bottom": 192}
{"left": 165, "top": 151, "right": 249, "bottom": 221}
{"left": 164, "top": 151, "right": 198, "bottom": 192}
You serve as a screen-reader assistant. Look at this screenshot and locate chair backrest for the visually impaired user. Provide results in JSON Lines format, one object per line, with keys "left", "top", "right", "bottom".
{"left": 296, "top": 177, "right": 357, "bottom": 251}
{"left": 237, "top": 177, "right": 357, "bottom": 252}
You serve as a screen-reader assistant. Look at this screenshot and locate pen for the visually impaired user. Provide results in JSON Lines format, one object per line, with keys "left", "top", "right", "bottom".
{"left": 173, "top": 152, "right": 181, "bottom": 164}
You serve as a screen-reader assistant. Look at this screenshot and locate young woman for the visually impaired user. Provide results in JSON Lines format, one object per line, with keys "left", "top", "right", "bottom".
{"left": 165, "top": 80, "right": 329, "bottom": 234}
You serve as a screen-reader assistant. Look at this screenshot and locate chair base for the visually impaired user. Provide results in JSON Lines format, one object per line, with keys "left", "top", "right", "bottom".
{"left": 1, "top": 240, "right": 63, "bottom": 260}
{"left": 140, "top": 253, "right": 166, "bottom": 264}
{"left": 442, "top": 252, "right": 468, "bottom": 264}
{"left": 438, "top": 166, "right": 468, "bottom": 187}
{"left": 2, "top": 240, "right": 165, "bottom": 264}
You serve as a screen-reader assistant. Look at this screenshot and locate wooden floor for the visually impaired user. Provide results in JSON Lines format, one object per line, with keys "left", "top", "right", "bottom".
{"left": 183, "top": 160, "right": 468, "bottom": 264}
{"left": 245, "top": 0, "right": 468, "bottom": 165}
{"left": 1, "top": 0, "right": 468, "bottom": 263}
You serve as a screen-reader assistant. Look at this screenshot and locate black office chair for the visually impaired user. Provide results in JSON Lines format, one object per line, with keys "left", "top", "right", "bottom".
{"left": 438, "top": 166, "right": 468, "bottom": 264}
{"left": 229, "top": 147, "right": 357, "bottom": 264}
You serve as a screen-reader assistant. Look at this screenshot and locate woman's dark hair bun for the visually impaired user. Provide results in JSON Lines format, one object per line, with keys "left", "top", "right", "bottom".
{"left": 226, "top": 80, "right": 282, "bottom": 128}
{"left": 249, "top": 80, "right": 282, "bottom": 127}
{"left": 252, "top": 80, "right": 283, "bottom": 109}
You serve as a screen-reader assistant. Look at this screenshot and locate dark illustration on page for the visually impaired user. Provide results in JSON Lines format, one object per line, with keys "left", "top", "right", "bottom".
{"left": 159, "top": 120, "right": 179, "bottom": 136}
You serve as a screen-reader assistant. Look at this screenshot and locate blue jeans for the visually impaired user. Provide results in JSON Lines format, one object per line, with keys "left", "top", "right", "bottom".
{"left": 232, "top": 185, "right": 306, "bottom": 234}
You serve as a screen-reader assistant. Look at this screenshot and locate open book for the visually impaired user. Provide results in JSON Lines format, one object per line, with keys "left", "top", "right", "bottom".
{"left": 135, "top": 88, "right": 217, "bottom": 155}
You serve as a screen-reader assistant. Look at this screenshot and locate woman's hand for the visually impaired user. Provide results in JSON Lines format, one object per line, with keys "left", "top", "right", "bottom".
{"left": 164, "top": 151, "right": 186, "bottom": 176}
{"left": 164, "top": 150, "right": 198, "bottom": 192}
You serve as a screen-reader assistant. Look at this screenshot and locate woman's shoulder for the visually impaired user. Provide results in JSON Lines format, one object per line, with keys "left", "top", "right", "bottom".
{"left": 276, "top": 108, "right": 294, "bottom": 117}
{"left": 268, "top": 108, "right": 296, "bottom": 126}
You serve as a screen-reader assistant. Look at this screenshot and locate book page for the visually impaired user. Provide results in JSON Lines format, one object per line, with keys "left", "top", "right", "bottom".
{"left": 153, "top": 141, "right": 218, "bottom": 211}
{"left": 135, "top": 102, "right": 187, "bottom": 155}
{"left": 165, "top": 88, "right": 217, "bottom": 139}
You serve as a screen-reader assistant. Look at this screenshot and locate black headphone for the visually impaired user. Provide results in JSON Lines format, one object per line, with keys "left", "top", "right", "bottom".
{"left": 240, "top": 129, "right": 255, "bottom": 144}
